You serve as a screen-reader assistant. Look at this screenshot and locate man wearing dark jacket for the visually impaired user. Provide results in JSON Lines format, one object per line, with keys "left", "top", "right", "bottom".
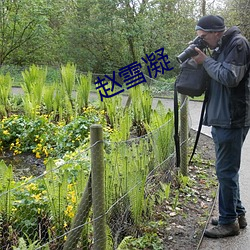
{"left": 193, "top": 15, "right": 250, "bottom": 238}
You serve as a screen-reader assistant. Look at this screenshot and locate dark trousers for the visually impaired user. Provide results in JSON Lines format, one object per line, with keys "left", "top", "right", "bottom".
{"left": 211, "top": 126, "right": 249, "bottom": 225}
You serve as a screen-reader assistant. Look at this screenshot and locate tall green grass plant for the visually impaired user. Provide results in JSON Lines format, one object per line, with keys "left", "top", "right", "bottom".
{"left": 0, "top": 73, "right": 12, "bottom": 116}
{"left": 77, "top": 72, "right": 92, "bottom": 111}
{"left": 21, "top": 65, "right": 47, "bottom": 118}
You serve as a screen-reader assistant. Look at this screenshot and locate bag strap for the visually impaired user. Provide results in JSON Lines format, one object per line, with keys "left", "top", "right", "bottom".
{"left": 188, "top": 91, "right": 208, "bottom": 164}
{"left": 174, "top": 80, "right": 180, "bottom": 168}
{"left": 174, "top": 81, "right": 208, "bottom": 168}
{"left": 190, "top": 47, "right": 210, "bottom": 161}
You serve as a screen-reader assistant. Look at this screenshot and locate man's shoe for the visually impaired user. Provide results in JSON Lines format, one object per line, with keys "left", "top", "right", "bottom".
{"left": 238, "top": 215, "right": 248, "bottom": 228}
{"left": 204, "top": 222, "right": 240, "bottom": 238}
{"left": 211, "top": 214, "right": 247, "bottom": 229}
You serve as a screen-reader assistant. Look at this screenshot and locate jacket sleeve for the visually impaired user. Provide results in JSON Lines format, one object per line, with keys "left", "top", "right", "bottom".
{"left": 203, "top": 37, "right": 250, "bottom": 87}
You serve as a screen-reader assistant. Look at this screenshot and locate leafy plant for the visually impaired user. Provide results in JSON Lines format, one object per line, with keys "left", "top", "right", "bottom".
{"left": 158, "top": 182, "right": 171, "bottom": 203}
{"left": 103, "top": 94, "right": 123, "bottom": 128}
{"left": 0, "top": 107, "right": 102, "bottom": 158}
{"left": 52, "top": 83, "right": 68, "bottom": 121}
{"left": 42, "top": 157, "right": 92, "bottom": 248}
{"left": 0, "top": 161, "right": 17, "bottom": 248}
{"left": 76, "top": 72, "right": 92, "bottom": 110}
{"left": 105, "top": 136, "right": 154, "bottom": 248}
{"left": 43, "top": 84, "right": 56, "bottom": 114}
{"left": 0, "top": 161, "right": 15, "bottom": 222}
{"left": 60, "top": 63, "right": 76, "bottom": 102}
{"left": 178, "top": 173, "right": 192, "bottom": 189}
{"left": 108, "top": 108, "right": 132, "bottom": 142}
{"left": 43, "top": 159, "right": 68, "bottom": 224}
{"left": 144, "top": 100, "right": 174, "bottom": 164}
{"left": 130, "top": 84, "right": 153, "bottom": 126}
{"left": 117, "top": 233, "right": 163, "bottom": 250}
{"left": 0, "top": 73, "right": 12, "bottom": 117}
{"left": 12, "top": 176, "right": 48, "bottom": 241}
{"left": 141, "top": 88, "right": 153, "bottom": 124}
{"left": 13, "top": 237, "right": 41, "bottom": 250}
{"left": 0, "top": 115, "right": 57, "bottom": 157}
{"left": 172, "top": 190, "right": 180, "bottom": 210}
{"left": 21, "top": 65, "right": 47, "bottom": 118}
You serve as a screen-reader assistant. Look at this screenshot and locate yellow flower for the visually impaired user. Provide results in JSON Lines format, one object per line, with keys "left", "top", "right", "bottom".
{"left": 100, "top": 110, "right": 106, "bottom": 115}
{"left": 65, "top": 205, "right": 74, "bottom": 218}
{"left": 71, "top": 195, "right": 76, "bottom": 204}
{"left": 32, "top": 193, "right": 42, "bottom": 201}
{"left": 3, "top": 130, "right": 9, "bottom": 135}
{"left": 21, "top": 176, "right": 32, "bottom": 181}
{"left": 14, "top": 149, "right": 22, "bottom": 155}
{"left": 12, "top": 207, "right": 17, "bottom": 212}
{"left": 36, "top": 152, "right": 41, "bottom": 159}
{"left": 26, "top": 183, "right": 37, "bottom": 191}
{"left": 43, "top": 147, "right": 49, "bottom": 157}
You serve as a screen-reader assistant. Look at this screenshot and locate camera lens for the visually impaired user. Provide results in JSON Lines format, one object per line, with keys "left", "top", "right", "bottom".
{"left": 176, "top": 37, "right": 208, "bottom": 63}
{"left": 176, "top": 45, "right": 198, "bottom": 63}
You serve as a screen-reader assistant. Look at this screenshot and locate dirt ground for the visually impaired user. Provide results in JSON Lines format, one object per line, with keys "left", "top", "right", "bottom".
{"left": 159, "top": 130, "right": 217, "bottom": 250}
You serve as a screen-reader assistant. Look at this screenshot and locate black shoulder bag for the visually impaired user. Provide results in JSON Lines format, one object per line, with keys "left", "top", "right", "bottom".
{"left": 175, "top": 58, "right": 208, "bottom": 97}
{"left": 174, "top": 58, "right": 210, "bottom": 168}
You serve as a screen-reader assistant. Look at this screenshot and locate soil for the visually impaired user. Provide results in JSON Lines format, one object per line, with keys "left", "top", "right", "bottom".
{"left": 0, "top": 152, "right": 45, "bottom": 180}
{"left": 158, "top": 130, "right": 217, "bottom": 250}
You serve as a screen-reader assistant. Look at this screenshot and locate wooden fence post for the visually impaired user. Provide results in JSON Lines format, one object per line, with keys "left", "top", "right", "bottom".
{"left": 91, "top": 124, "right": 106, "bottom": 250}
{"left": 180, "top": 94, "right": 188, "bottom": 176}
{"left": 63, "top": 175, "right": 92, "bottom": 250}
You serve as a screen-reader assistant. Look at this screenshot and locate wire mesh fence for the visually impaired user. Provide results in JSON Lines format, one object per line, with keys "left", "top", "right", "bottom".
{"left": 0, "top": 103, "right": 191, "bottom": 250}
{"left": 0, "top": 70, "right": 191, "bottom": 249}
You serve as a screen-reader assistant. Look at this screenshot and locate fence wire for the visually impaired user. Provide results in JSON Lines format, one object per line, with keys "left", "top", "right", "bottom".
{"left": 0, "top": 78, "right": 192, "bottom": 249}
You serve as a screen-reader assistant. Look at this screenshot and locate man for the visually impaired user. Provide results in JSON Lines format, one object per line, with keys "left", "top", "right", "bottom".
{"left": 192, "top": 15, "right": 250, "bottom": 238}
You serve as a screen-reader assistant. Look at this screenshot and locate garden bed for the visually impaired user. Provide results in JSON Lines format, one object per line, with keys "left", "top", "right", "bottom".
{"left": 0, "top": 130, "right": 217, "bottom": 250}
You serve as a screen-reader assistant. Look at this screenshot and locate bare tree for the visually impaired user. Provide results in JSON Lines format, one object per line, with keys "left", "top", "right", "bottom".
{"left": 0, "top": 0, "right": 49, "bottom": 65}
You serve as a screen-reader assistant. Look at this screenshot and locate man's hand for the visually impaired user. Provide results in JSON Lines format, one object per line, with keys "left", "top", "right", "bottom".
{"left": 192, "top": 47, "right": 207, "bottom": 64}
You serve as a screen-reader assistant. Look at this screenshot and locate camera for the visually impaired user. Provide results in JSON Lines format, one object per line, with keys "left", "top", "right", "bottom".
{"left": 176, "top": 36, "right": 208, "bottom": 64}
